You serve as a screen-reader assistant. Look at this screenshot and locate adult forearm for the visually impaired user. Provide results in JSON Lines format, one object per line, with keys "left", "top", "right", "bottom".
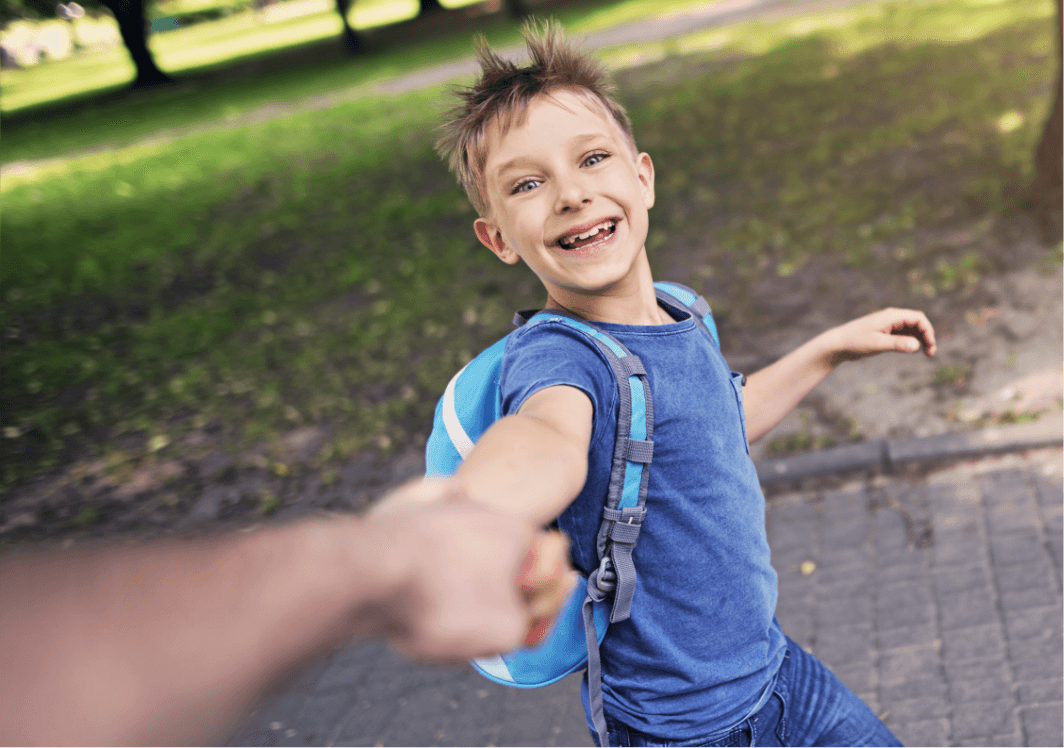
{"left": 0, "top": 519, "right": 389, "bottom": 746}
{"left": 1, "top": 486, "right": 573, "bottom": 747}
{"left": 742, "top": 331, "right": 835, "bottom": 443}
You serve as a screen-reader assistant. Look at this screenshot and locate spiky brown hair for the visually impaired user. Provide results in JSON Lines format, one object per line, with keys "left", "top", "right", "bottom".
{"left": 435, "top": 18, "right": 636, "bottom": 216}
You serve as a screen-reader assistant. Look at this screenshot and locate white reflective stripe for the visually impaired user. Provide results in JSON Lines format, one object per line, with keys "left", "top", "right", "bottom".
{"left": 442, "top": 364, "right": 476, "bottom": 458}
{"left": 473, "top": 654, "right": 515, "bottom": 682}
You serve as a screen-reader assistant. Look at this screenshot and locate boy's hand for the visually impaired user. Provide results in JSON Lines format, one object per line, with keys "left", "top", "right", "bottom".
{"left": 744, "top": 308, "right": 937, "bottom": 442}
{"left": 824, "top": 308, "right": 937, "bottom": 366}
{"left": 519, "top": 531, "right": 578, "bottom": 648}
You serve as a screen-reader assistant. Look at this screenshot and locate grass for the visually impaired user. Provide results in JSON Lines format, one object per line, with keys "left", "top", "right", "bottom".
{"left": 0, "top": 0, "right": 718, "bottom": 163}
{"left": 1, "top": 0, "right": 1059, "bottom": 494}
{"left": 933, "top": 363, "right": 972, "bottom": 388}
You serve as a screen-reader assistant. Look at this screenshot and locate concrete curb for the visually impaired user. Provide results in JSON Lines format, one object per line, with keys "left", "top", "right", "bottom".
{"left": 755, "top": 412, "right": 1063, "bottom": 485}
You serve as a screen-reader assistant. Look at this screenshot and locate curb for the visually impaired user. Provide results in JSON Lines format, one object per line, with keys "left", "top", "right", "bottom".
{"left": 755, "top": 412, "right": 1063, "bottom": 485}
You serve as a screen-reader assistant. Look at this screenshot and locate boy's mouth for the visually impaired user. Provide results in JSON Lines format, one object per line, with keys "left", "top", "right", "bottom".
{"left": 556, "top": 219, "right": 617, "bottom": 250}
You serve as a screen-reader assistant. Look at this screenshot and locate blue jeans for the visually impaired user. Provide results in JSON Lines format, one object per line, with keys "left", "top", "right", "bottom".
{"left": 600, "top": 638, "right": 902, "bottom": 747}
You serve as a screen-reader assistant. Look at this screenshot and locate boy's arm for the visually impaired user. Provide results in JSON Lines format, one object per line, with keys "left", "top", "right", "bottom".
{"left": 742, "top": 308, "right": 937, "bottom": 443}
{"left": 455, "top": 384, "right": 594, "bottom": 527}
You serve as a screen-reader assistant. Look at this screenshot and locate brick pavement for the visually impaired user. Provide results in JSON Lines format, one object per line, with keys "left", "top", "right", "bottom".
{"left": 769, "top": 448, "right": 1063, "bottom": 747}
{"left": 227, "top": 447, "right": 1062, "bottom": 747}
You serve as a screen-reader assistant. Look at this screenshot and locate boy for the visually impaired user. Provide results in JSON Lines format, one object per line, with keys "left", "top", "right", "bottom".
{"left": 432, "top": 20, "right": 936, "bottom": 747}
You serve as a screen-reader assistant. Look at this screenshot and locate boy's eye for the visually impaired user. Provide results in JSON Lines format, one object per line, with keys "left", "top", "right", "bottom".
{"left": 511, "top": 179, "right": 541, "bottom": 195}
{"left": 583, "top": 152, "right": 609, "bottom": 167}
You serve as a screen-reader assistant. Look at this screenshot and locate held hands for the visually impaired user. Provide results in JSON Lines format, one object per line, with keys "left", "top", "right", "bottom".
{"left": 370, "top": 479, "right": 576, "bottom": 663}
{"left": 822, "top": 308, "right": 937, "bottom": 367}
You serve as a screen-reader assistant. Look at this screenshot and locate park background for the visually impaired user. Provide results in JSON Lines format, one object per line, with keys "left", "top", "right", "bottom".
{"left": 0, "top": 0, "right": 1061, "bottom": 543}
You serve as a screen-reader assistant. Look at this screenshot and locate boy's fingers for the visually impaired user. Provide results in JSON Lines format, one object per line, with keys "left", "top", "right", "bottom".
{"left": 524, "top": 616, "right": 555, "bottom": 648}
{"left": 519, "top": 531, "right": 571, "bottom": 593}
{"left": 916, "top": 315, "right": 937, "bottom": 356}
{"left": 884, "top": 309, "right": 936, "bottom": 356}
{"left": 524, "top": 571, "right": 578, "bottom": 647}
{"left": 526, "top": 567, "right": 577, "bottom": 619}
{"left": 519, "top": 531, "right": 576, "bottom": 647}
{"left": 894, "top": 335, "right": 921, "bottom": 353}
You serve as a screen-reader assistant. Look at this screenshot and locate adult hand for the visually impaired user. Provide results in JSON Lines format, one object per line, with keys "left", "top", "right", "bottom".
{"left": 370, "top": 479, "right": 575, "bottom": 661}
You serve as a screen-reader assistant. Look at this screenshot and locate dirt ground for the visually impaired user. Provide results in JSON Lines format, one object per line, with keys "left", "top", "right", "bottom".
{"left": 740, "top": 246, "right": 1063, "bottom": 462}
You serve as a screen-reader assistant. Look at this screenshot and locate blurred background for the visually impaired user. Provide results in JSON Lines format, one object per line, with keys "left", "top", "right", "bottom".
{"left": 1, "top": 0, "right": 1061, "bottom": 546}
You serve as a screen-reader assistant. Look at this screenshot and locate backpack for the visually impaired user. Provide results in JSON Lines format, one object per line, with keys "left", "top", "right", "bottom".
{"left": 424, "top": 281, "right": 719, "bottom": 745}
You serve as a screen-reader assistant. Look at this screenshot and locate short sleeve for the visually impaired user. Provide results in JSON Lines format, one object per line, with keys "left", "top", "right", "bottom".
{"left": 500, "top": 319, "right": 618, "bottom": 457}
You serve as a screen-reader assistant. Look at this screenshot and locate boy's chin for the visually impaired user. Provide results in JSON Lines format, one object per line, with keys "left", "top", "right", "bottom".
{"left": 543, "top": 274, "right": 632, "bottom": 300}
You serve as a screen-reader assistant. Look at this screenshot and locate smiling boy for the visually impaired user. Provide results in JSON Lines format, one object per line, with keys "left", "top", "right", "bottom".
{"left": 432, "top": 20, "right": 937, "bottom": 747}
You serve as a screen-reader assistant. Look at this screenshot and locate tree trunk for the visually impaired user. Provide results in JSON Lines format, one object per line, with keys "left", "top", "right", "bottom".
{"left": 418, "top": 0, "right": 444, "bottom": 16}
{"left": 504, "top": 0, "right": 529, "bottom": 18}
{"left": 334, "top": 0, "right": 364, "bottom": 54}
{"left": 99, "top": 0, "right": 173, "bottom": 88}
{"left": 1030, "top": 0, "right": 1063, "bottom": 240}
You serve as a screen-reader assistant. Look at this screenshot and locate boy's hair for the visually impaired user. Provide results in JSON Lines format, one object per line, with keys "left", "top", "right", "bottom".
{"left": 435, "top": 18, "right": 636, "bottom": 217}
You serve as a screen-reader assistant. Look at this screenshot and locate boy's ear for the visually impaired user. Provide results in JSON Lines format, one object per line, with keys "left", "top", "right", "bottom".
{"left": 636, "top": 152, "right": 655, "bottom": 210}
{"left": 474, "top": 218, "right": 520, "bottom": 265}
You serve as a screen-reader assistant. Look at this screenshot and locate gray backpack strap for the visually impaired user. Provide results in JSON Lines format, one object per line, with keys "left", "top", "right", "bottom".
{"left": 654, "top": 281, "right": 719, "bottom": 348}
{"left": 516, "top": 308, "right": 654, "bottom": 747}
{"left": 513, "top": 309, "right": 539, "bottom": 326}
{"left": 580, "top": 332, "right": 652, "bottom": 748}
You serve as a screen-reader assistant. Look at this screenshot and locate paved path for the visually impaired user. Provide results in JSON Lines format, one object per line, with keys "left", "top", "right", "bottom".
{"left": 226, "top": 446, "right": 1063, "bottom": 747}
{"left": 378, "top": 0, "right": 873, "bottom": 94}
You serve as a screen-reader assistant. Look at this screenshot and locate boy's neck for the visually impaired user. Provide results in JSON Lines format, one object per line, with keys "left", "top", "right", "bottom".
{"left": 543, "top": 257, "right": 670, "bottom": 326}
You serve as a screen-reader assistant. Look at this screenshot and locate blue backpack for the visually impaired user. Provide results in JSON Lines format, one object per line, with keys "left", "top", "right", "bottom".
{"left": 424, "top": 281, "right": 719, "bottom": 745}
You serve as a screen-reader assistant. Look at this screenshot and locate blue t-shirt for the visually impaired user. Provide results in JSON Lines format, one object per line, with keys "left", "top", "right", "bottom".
{"left": 500, "top": 298, "right": 786, "bottom": 741}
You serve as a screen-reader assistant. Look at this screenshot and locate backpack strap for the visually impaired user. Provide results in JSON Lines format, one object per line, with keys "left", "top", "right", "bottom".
{"left": 517, "top": 308, "right": 653, "bottom": 746}
{"left": 516, "top": 307, "right": 653, "bottom": 618}
{"left": 653, "top": 281, "right": 720, "bottom": 347}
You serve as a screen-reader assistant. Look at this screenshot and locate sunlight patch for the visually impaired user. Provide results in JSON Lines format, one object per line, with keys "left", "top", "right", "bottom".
{"left": 995, "top": 110, "right": 1025, "bottom": 133}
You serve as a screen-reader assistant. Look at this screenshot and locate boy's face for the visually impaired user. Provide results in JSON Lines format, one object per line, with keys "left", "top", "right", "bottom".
{"left": 473, "top": 90, "right": 655, "bottom": 300}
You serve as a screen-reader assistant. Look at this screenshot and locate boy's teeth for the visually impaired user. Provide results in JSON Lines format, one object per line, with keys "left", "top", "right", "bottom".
{"left": 560, "top": 220, "right": 615, "bottom": 248}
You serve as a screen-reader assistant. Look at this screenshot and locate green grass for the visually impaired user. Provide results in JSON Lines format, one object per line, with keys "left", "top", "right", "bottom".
{"left": 1, "top": 0, "right": 719, "bottom": 164}
{"left": 933, "top": 363, "right": 972, "bottom": 387}
{"left": 1, "top": 0, "right": 1058, "bottom": 492}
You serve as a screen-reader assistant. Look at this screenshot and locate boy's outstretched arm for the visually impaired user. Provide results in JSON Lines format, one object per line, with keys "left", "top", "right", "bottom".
{"left": 742, "top": 308, "right": 937, "bottom": 443}
{"left": 454, "top": 384, "right": 594, "bottom": 527}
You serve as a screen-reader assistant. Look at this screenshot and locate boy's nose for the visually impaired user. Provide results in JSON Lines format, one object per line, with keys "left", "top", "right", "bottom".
{"left": 556, "top": 185, "right": 592, "bottom": 213}
{"left": 555, "top": 171, "right": 594, "bottom": 213}
{"left": 559, "top": 198, "right": 592, "bottom": 213}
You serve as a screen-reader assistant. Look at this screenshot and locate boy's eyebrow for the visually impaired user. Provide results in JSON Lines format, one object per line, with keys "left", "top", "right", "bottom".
{"left": 492, "top": 132, "right": 613, "bottom": 180}
{"left": 569, "top": 132, "right": 610, "bottom": 150}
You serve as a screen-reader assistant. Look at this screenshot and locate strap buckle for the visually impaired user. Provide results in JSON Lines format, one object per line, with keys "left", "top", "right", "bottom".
{"left": 593, "top": 554, "right": 616, "bottom": 594}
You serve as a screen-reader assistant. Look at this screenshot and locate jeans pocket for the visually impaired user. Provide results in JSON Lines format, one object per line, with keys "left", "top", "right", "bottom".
{"left": 604, "top": 715, "right": 682, "bottom": 747}
{"left": 729, "top": 371, "right": 749, "bottom": 454}
{"left": 749, "top": 693, "right": 785, "bottom": 747}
